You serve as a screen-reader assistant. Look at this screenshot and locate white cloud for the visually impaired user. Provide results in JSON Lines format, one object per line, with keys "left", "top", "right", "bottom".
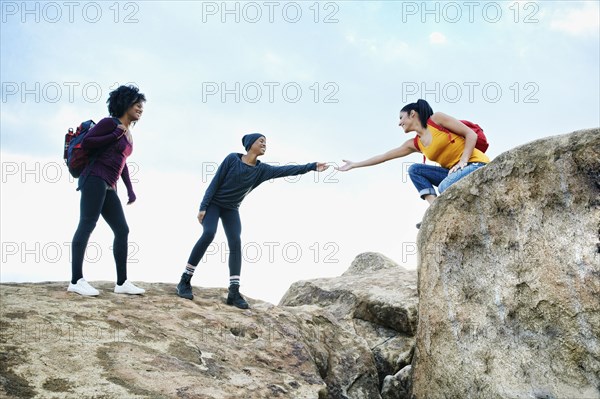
{"left": 429, "top": 32, "right": 448, "bottom": 45}
{"left": 550, "top": 2, "right": 600, "bottom": 36}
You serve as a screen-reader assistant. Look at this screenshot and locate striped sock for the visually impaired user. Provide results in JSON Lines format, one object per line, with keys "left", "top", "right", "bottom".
{"left": 229, "top": 275, "right": 240, "bottom": 286}
{"left": 185, "top": 263, "right": 197, "bottom": 276}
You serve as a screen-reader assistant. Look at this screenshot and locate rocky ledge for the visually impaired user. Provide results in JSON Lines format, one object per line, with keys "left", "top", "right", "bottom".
{"left": 0, "top": 253, "right": 417, "bottom": 399}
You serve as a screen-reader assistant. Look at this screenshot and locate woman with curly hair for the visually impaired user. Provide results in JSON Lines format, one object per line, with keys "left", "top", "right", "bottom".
{"left": 68, "top": 85, "right": 146, "bottom": 296}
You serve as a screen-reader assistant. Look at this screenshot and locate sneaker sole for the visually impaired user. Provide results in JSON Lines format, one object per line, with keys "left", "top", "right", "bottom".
{"left": 114, "top": 290, "right": 145, "bottom": 295}
{"left": 67, "top": 289, "right": 99, "bottom": 297}
{"left": 226, "top": 299, "right": 249, "bottom": 309}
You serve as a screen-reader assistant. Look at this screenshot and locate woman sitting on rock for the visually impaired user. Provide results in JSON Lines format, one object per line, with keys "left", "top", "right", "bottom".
{"left": 337, "top": 99, "right": 490, "bottom": 228}
{"left": 176, "top": 133, "right": 329, "bottom": 308}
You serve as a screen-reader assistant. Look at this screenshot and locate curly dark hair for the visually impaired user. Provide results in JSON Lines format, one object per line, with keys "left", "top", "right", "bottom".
{"left": 107, "top": 85, "right": 146, "bottom": 118}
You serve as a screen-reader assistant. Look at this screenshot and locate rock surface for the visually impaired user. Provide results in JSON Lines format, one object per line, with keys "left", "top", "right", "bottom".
{"left": 5, "top": 129, "right": 595, "bottom": 399}
{"left": 0, "top": 282, "right": 380, "bottom": 399}
{"left": 412, "top": 129, "right": 600, "bottom": 399}
{"left": 381, "top": 365, "right": 412, "bottom": 399}
{"left": 0, "top": 253, "right": 419, "bottom": 399}
{"left": 280, "top": 252, "right": 419, "bottom": 389}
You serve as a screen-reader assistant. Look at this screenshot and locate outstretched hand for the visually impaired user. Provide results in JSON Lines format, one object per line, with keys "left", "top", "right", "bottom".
{"left": 316, "top": 162, "right": 330, "bottom": 172}
{"left": 335, "top": 160, "right": 354, "bottom": 172}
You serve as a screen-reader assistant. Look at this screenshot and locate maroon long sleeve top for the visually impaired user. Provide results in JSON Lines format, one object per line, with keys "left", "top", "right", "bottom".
{"left": 79, "top": 117, "right": 135, "bottom": 201}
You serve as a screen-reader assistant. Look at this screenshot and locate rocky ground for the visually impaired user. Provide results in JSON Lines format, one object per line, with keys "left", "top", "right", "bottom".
{"left": 0, "top": 253, "right": 417, "bottom": 399}
{"left": 2, "top": 128, "right": 599, "bottom": 399}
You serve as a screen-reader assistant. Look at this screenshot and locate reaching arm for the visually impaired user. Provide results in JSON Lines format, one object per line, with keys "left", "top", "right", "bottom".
{"left": 336, "top": 138, "right": 418, "bottom": 171}
{"left": 430, "top": 112, "right": 477, "bottom": 172}
{"left": 260, "top": 162, "right": 318, "bottom": 181}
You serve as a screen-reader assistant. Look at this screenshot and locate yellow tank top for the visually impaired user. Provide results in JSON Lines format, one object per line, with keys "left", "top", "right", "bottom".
{"left": 415, "top": 120, "right": 490, "bottom": 169}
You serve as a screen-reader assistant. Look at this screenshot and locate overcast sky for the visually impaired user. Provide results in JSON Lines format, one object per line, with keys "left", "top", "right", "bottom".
{"left": 2, "top": 0, "right": 599, "bottom": 304}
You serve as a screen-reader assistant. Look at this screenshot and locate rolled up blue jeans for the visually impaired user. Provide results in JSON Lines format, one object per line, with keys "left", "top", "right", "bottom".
{"left": 408, "top": 162, "right": 486, "bottom": 199}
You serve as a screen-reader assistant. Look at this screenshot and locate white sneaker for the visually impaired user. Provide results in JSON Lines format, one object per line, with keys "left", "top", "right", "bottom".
{"left": 67, "top": 278, "right": 100, "bottom": 296}
{"left": 114, "top": 280, "right": 145, "bottom": 295}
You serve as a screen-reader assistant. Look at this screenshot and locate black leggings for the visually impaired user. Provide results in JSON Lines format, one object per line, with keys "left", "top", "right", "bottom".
{"left": 71, "top": 176, "right": 129, "bottom": 284}
{"left": 187, "top": 204, "right": 242, "bottom": 277}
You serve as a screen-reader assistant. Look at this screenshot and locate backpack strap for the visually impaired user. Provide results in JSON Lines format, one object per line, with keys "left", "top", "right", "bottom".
{"left": 427, "top": 118, "right": 455, "bottom": 144}
{"left": 76, "top": 117, "right": 120, "bottom": 191}
{"left": 413, "top": 135, "right": 420, "bottom": 152}
{"left": 413, "top": 135, "right": 426, "bottom": 164}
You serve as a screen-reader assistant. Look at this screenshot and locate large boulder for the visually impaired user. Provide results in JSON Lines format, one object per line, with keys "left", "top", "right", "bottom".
{"left": 0, "top": 282, "right": 380, "bottom": 399}
{"left": 280, "top": 252, "right": 419, "bottom": 390}
{"left": 412, "top": 129, "right": 600, "bottom": 399}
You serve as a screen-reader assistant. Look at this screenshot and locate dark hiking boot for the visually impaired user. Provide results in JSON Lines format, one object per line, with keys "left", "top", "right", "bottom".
{"left": 176, "top": 273, "right": 193, "bottom": 300}
{"left": 227, "top": 285, "right": 249, "bottom": 309}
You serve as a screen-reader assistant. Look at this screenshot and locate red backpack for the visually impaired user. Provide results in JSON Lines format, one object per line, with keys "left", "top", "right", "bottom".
{"left": 64, "top": 120, "right": 96, "bottom": 178}
{"left": 413, "top": 119, "right": 489, "bottom": 161}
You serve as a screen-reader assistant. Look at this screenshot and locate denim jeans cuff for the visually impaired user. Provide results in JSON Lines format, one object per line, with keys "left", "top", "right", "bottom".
{"left": 419, "top": 188, "right": 437, "bottom": 199}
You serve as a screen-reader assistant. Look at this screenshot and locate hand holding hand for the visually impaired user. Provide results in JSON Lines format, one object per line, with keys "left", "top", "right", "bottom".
{"left": 335, "top": 160, "right": 355, "bottom": 172}
{"left": 316, "top": 162, "right": 330, "bottom": 172}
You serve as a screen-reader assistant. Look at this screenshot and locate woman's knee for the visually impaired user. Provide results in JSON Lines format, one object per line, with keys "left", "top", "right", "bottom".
{"left": 75, "top": 217, "right": 98, "bottom": 235}
{"left": 118, "top": 223, "right": 130, "bottom": 237}
{"left": 439, "top": 166, "right": 478, "bottom": 193}
{"left": 408, "top": 163, "right": 426, "bottom": 177}
{"left": 200, "top": 230, "right": 217, "bottom": 243}
{"left": 438, "top": 179, "right": 451, "bottom": 193}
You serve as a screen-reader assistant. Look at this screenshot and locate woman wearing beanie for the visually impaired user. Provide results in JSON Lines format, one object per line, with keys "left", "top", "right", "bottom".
{"left": 337, "top": 99, "right": 490, "bottom": 228}
{"left": 68, "top": 85, "right": 146, "bottom": 296}
{"left": 176, "top": 133, "right": 329, "bottom": 308}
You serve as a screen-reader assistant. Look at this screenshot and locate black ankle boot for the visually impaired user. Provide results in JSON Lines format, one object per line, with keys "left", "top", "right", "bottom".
{"left": 227, "top": 285, "right": 249, "bottom": 309}
{"left": 176, "top": 273, "right": 193, "bottom": 300}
